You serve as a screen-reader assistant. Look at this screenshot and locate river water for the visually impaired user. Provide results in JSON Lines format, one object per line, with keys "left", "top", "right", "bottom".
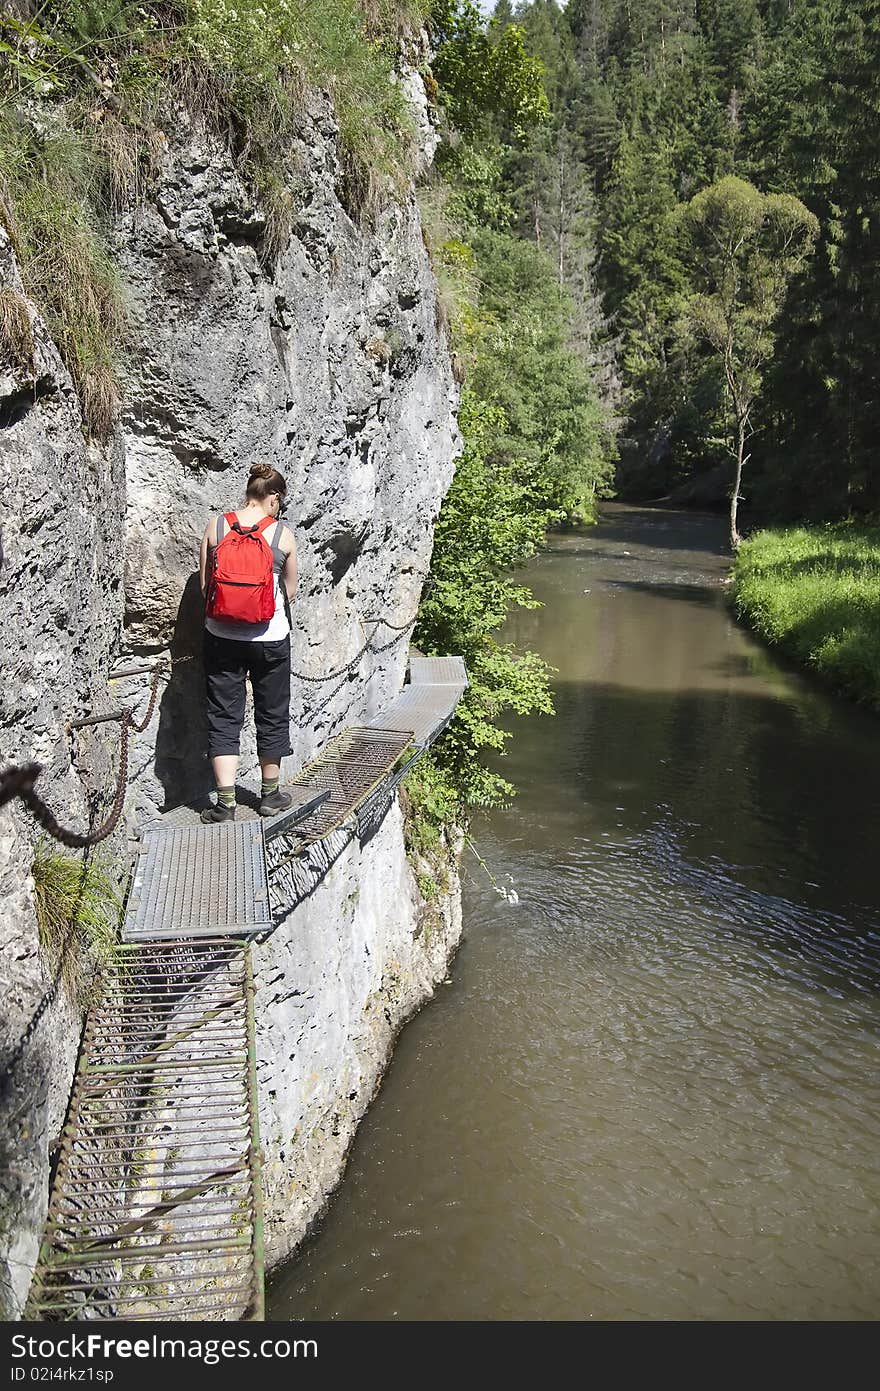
{"left": 269, "top": 504, "right": 880, "bottom": 1320}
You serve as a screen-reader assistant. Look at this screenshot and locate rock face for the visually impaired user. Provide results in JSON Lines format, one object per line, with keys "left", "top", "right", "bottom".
{"left": 255, "top": 805, "right": 461, "bottom": 1268}
{"left": 120, "top": 93, "right": 456, "bottom": 824}
{"left": 0, "top": 80, "right": 461, "bottom": 1317}
{"left": 0, "top": 226, "right": 129, "bottom": 1318}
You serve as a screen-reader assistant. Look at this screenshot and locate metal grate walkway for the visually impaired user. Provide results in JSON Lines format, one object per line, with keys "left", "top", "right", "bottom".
{"left": 367, "top": 655, "right": 467, "bottom": 748}
{"left": 25, "top": 940, "right": 263, "bottom": 1321}
{"left": 27, "top": 653, "right": 468, "bottom": 1322}
{"left": 123, "top": 821, "right": 273, "bottom": 943}
{"left": 269, "top": 726, "right": 414, "bottom": 848}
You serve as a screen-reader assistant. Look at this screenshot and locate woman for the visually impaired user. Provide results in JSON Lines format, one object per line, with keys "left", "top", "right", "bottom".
{"left": 198, "top": 463, "right": 298, "bottom": 822}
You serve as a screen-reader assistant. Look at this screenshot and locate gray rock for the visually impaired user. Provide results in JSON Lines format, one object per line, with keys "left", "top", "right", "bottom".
{"left": 0, "top": 65, "right": 461, "bottom": 1316}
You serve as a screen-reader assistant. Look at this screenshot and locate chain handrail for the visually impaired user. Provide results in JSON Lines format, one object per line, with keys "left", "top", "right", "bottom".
{"left": 289, "top": 611, "right": 418, "bottom": 680}
{"left": 0, "top": 610, "right": 420, "bottom": 843}
{"left": 0, "top": 658, "right": 189, "bottom": 848}
{"left": 0, "top": 613, "right": 422, "bottom": 1094}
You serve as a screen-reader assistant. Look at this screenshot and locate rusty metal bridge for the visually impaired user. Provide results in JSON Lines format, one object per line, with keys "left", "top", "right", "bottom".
{"left": 24, "top": 656, "right": 467, "bottom": 1321}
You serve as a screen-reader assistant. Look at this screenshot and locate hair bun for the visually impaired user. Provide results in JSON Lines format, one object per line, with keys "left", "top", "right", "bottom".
{"left": 249, "top": 462, "right": 273, "bottom": 481}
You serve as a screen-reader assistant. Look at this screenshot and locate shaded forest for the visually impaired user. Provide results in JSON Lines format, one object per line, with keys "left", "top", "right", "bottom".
{"left": 442, "top": 0, "right": 880, "bottom": 521}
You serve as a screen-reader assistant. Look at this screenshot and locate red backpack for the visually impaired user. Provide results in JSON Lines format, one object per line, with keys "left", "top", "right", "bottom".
{"left": 206, "top": 513, "right": 277, "bottom": 623}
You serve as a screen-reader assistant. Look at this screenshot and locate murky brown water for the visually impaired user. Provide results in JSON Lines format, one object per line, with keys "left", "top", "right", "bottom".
{"left": 269, "top": 504, "right": 880, "bottom": 1320}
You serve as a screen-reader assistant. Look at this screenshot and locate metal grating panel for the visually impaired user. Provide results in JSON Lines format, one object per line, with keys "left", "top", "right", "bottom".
{"left": 123, "top": 822, "right": 272, "bottom": 943}
{"left": 25, "top": 940, "right": 263, "bottom": 1322}
{"left": 265, "top": 727, "right": 413, "bottom": 866}
{"left": 367, "top": 683, "right": 464, "bottom": 748}
{"left": 409, "top": 655, "right": 468, "bottom": 687}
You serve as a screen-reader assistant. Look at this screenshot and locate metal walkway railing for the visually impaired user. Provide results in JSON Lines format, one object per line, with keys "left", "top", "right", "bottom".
{"left": 24, "top": 655, "right": 467, "bottom": 1321}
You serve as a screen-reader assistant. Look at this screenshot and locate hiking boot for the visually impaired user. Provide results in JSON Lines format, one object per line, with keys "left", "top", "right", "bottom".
{"left": 259, "top": 787, "right": 293, "bottom": 817}
{"left": 200, "top": 802, "right": 236, "bottom": 824}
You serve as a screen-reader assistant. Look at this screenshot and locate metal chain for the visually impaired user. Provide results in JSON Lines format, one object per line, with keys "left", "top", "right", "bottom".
{"left": 369, "top": 616, "right": 418, "bottom": 653}
{"left": 0, "top": 656, "right": 191, "bottom": 848}
{"left": 362, "top": 612, "right": 420, "bottom": 632}
{"left": 127, "top": 661, "right": 165, "bottom": 734}
{"left": 0, "top": 724, "right": 130, "bottom": 850}
{"left": 290, "top": 612, "right": 417, "bottom": 680}
{"left": 289, "top": 635, "right": 374, "bottom": 683}
{"left": 0, "top": 610, "right": 418, "bottom": 841}
{"left": 0, "top": 939, "right": 71, "bottom": 1095}
{"left": 0, "top": 655, "right": 196, "bottom": 1089}
{"left": 0, "top": 621, "right": 413, "bottom": 1088}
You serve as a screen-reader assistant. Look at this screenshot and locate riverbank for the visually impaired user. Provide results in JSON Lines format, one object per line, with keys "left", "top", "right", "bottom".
{"left": 733, "top": 522, "right": 880, "bottom": 708}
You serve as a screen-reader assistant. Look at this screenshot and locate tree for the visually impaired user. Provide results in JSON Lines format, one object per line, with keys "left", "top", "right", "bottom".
{"left": 431, "top": 0, "right": 550, "bottom": 143}
{"left": 677, "top": 175, "right": 818, "bottom": 548}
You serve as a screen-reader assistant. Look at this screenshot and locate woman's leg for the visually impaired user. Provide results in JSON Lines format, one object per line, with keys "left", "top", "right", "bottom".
{"left": 249, "top": 637, "right": 293, "bottom": 812}
{"left": 211, "top": 753, "right": 240, "bottom": 787}
{"left": 203, "top": 633, "right": 248, "bottom": 817}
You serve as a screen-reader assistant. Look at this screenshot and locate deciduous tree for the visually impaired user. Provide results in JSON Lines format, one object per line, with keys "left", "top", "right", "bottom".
{"left": 677, "top": 175, "right": 818, "bottom": 547}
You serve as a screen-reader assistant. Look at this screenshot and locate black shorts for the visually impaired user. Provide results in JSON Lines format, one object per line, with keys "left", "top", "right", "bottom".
{"left": 203, "top": 631, "right": 292, "bottom": 761}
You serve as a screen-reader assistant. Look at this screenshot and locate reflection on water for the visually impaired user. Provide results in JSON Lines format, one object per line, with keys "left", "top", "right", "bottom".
{"left": 269, "top": 504, "right": 880, "bottom": 1321}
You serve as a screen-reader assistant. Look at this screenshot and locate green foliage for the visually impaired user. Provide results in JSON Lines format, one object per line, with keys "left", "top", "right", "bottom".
{"left": 431, "top": 0, "right": 549, "bottom": 141}
{"left": 0, "top": 108, "right": 123, "bottom": 437}
{"left": 733, "top": 523, "right": 880, "bottom": 707}
{"left": 599, "top": 129, "right": 686, "bottom": 384}
{"left": 1, "top": 2, "right": 421, "bottom": 195}
{"left": 417, "top": 3, "right": 617, "bottom": 821}
{"left": 742, "top": 0, "right": 880, "bottom": 518}
{"left": 676, "top": 175, "right": 818, "bottom": 542}
{"left": 440, "top": 143, "right": 514, "bottom": 230}
{"left": 508, "top": 0, "right": 880, "bottom": 518}
{"left": 679, "top": 178, "right": 819, "bottom": 337}
{"left": 31, "top": 841, "right": 121, "bottom": 1003}
{"left": 177, "top": 0, "right": 418, "bottom": 193}
{"left": 402, "top": 758, "right": 459, "bottom": 856}
{"left": 414, "top": 390, "right": 557, "bottom": 812}
{"left": 465, "top": 227, "right": 614, "bottom": 515}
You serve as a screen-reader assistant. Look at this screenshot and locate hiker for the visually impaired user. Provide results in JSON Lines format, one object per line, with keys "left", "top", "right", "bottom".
{"left": 199, "top": 463, "right": 297, "bottom": 822}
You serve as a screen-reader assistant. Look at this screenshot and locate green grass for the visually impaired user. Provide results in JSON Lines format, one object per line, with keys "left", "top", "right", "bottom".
{"left": 0, "top": 1, "right": 432, "bottom": 434}
{"left": 31, "top": 840, "right": 121, "bottom": 1003}
{"left": 0, "top": 109, "right": 123, "bottom": 437}
{"left": 733, "top": 522, "right": 880, "bottom": 708}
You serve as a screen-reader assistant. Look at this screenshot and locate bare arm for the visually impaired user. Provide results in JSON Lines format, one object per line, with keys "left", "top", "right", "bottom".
{"left": 281, "top": 533, "right": 298, "bottom": 602}
{"left": 199, "top": 518, "right": 216, "bottom": 598}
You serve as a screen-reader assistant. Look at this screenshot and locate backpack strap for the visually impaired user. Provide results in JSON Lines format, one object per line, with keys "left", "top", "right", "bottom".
{"left": 214, "top": 512, "right": 235, "bottom": 545}
{"left": 216, "top": 512, "right": 276, "bottom": 541}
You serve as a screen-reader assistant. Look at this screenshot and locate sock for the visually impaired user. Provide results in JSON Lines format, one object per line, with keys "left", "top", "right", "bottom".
{"left": 217, "top": 786, "right": 236, "bottom": 808}
{"left": 261, "top": 776, "right": 279, "bottom": 797}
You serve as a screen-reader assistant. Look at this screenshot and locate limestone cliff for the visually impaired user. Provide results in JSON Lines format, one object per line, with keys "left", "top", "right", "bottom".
{"left": 0, "top": 79, "right": 461, "bottom": 1317}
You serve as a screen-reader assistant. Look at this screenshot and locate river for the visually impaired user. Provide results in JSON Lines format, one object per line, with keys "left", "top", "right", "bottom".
{"left": 268, "top": 504, "right": 880, "bottom": 1320}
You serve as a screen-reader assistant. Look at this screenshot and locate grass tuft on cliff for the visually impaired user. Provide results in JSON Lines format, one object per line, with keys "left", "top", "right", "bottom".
{"left": 31, "top": 841, "right": 121, "bottom": 1004}
{"left": 0, "top": 0, "right": 432, "bottom": 433}
{"left": 1, "top": 2, "right": 429, "bottom": 195}
{"left": 733, "top": 523, "right": 880, "bottom": 708}
{"left": 0, "top": 110, "right": 123, "bottom": 436}
{"left": 0, "top": 283, "right": 35, "bottom": 374}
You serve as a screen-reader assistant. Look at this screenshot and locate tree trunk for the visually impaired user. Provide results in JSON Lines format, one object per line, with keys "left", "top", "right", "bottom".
{"left": 730, "top": 415, "right": 747, "bottom": 550}
{"left": 557, "top": 144, "right": 566, "bottom": 285}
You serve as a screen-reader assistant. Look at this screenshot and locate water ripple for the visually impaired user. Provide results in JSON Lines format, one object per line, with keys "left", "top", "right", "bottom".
{"left": 270, "top": 508, "right": 880, "bottom": 1321}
